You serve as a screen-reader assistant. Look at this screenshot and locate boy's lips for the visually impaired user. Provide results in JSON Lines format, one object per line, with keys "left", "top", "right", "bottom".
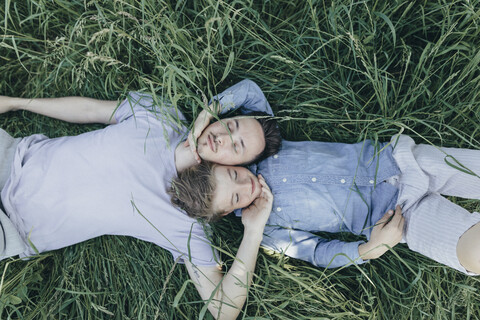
{"left": 251, "top": 177, "right": 255, "bottom": 195}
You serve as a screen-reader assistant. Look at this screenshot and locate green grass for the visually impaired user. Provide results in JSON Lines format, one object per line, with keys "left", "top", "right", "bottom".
{"left": 1, "top": 0, "right": 480, "bottom": 319}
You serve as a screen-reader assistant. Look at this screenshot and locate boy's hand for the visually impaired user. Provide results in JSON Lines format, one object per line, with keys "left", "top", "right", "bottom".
{"left": 184, "top": 107, "right": 215, "bottom": 163}
{"left": 241, "top": 175, "right": 273, "bottom": 233}
{"left": 358, "top": 205, "right": 405, "bottom": 260}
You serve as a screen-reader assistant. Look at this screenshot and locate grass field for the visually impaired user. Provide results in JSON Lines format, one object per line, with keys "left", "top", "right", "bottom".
{"left": 1, "top": 0, "right": 480, "bottom": 319}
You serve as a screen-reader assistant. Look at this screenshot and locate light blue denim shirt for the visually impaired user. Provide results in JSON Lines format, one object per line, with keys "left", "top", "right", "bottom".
{"left": 252, "top": 141, "right": 399, "bottom": 268}
{"left": 216, "top": 80, "right": 400, "bottom": 268}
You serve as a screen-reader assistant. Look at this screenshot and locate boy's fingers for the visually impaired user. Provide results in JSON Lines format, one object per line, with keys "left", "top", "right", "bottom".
{"left": 261, "top": 180, "right": 272, "bottom": 193}
{"left": 258, "top": 177, "right": 267, "bottom": 188}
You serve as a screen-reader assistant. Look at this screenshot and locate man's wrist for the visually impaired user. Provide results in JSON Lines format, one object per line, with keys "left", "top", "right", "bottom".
{"left": 199, "top": 108, "right": 214, "bottom": 122}
{"left": 208, "top": 100, "right": 221, "bottom": 114}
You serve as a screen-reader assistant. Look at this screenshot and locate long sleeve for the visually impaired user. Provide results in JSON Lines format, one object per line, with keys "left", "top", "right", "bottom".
{"left": 213, "top": 79, "right": 274, "bottom": 116}
{"left": 262, "top": 226, "right": 367, "bottom": 268}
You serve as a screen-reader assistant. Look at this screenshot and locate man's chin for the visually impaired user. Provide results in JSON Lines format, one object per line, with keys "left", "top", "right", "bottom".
{"left": 196, "top": 148, "right": 206, "bottom": 161}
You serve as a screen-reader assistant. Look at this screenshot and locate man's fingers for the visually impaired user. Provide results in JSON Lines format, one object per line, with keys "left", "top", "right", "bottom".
{"left": 194, "top": 152, "right": 201, "bottom": 163}
{"left": 186, "top": 134, "right": 201, "bottom": 163}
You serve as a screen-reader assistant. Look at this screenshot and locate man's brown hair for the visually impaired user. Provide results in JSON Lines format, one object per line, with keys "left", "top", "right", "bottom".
{"left": 240, "top": 111, "right": 282, "bottom": 165}
{"left": 169, "top": 161, "right": 223, "bottom": 222}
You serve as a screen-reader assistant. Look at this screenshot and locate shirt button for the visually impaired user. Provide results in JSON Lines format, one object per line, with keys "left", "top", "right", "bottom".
{"left": 340, "top": 179, "right": 346, "bottom": 184}
{"left": 311, "top": 177, "right": 317, "bottom": 182}
{"left": 273, "top": 155, "right": 279, "bottom": 159}
{"left": 276, "top": 207, "right": 282, "bottom": 212}
{"left": 369, "top": 180, "right": 374, "bottom": 184}
{"left": 282, "top": 178, "right": 287, "bottom": 182}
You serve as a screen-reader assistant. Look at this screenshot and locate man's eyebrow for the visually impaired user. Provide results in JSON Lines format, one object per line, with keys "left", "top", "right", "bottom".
{"left": 235, "top": 120, "right": 245, "bottom": 153}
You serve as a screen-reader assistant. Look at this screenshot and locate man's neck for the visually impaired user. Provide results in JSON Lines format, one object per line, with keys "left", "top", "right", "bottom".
{"left": 175, "top": 142, "right": 199, "bottom": 173}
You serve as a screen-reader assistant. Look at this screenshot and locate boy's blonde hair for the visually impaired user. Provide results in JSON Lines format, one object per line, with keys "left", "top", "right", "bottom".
{"left": 169, "top": 162, "right": 224, "bottom": 222}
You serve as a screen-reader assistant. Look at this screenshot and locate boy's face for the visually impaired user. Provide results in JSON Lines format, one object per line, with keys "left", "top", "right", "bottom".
{"left": 212, "top": 165, "right": 261, "bottom": 214}
{"left": 196, "top": 117, "right": 265, "bottom": 165}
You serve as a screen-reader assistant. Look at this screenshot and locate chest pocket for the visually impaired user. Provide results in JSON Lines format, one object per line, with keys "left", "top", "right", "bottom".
{"left": 267, "top": 184, "right": 342, "bottom": 232}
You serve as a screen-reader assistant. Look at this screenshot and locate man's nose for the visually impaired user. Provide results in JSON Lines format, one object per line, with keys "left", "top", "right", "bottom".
{"left": 215, "top": 133, "right": 227, "bottom": 145}
{"left": 216, "top": 133, "right": 235, "bottom": 148}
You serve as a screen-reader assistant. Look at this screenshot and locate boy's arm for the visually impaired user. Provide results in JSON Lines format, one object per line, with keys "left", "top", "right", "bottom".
{"left": 185, "top": 175, "right": 272, "bottom": 319}
{"left": 0, "top": 96, "right": 119, "bottom": 124}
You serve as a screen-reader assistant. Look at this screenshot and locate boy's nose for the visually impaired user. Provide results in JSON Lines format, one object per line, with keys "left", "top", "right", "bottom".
{"left": 238, "top": 178, "right": 251, "bottom": 194}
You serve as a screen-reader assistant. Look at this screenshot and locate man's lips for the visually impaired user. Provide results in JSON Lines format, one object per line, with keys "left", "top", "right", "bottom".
{"left": 208, "top": 134, "right": 215, "bottom": 152}
{"left": 251, "top": 177, "right": 255, "bottom": 195}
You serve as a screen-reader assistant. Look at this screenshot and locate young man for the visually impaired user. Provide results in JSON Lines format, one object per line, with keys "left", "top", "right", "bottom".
{"left": 176, "top": 83, "right": 480, "bottom": 276}
{"left": 0, "top": 79, "right": 281, "bottom": 319}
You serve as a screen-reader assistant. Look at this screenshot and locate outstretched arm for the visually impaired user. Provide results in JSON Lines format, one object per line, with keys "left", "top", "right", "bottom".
{"left": 185, "top": 175, "right": 273, "bottom": 319}
{"left": 0, "top": 95, "right": 119, "bottom": 124}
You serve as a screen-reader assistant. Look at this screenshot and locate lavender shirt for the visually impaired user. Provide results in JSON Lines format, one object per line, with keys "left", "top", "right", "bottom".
{"left": 1, "top": 92, "right": 218, "bottom": 266}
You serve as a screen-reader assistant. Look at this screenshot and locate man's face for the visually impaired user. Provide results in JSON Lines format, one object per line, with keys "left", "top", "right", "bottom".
{"left": 212, "top": 165, "right": 261, "bottom": 214}
{"left": 196, "top": 117, "right": 265, "bottom": 165}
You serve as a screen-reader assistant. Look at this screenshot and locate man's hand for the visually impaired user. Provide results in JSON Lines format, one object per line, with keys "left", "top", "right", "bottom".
{"left": 358, "top": 205, "right": 405, "bottom": 260}
{"left": 241, "top": 175, "right": 273, "bottom": 233}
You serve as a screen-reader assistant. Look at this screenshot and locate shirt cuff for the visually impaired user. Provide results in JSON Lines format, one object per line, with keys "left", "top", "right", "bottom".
{"left": 343, "top": 240, "right": 368, "bottom": 265}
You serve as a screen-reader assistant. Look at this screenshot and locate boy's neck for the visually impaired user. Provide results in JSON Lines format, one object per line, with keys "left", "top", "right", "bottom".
{"left": 174, "top": 142, "right": 199, "bottom": 173}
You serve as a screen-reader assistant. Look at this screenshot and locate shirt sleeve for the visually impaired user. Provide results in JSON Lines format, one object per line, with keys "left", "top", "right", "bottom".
{"left": 262, "top": 226, "right": 367, "bottom": 268}
{"left": 211, "top": 79, "right": 274, "bottom": 116}
{"left": 114, "top": 92, "right": 186, "bottom": 124}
